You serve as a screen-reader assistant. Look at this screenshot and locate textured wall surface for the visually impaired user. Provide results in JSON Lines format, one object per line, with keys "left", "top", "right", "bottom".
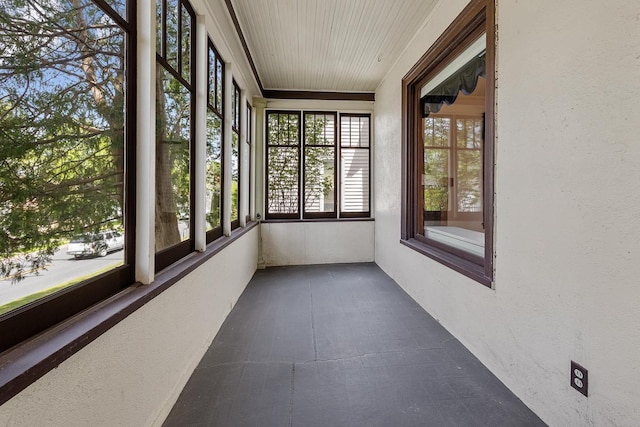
{"left": 261, "top": 221, "right": 375, "bottom": 266}
{"left": 373, "top": 0, "right": 640, "bottom": 425}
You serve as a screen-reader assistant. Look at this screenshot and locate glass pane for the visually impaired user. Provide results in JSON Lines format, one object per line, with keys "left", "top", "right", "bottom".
{"left": 0, "top": 0, "right": 126, "bottom": 313}
{"left": 423, "top": 149, "right": 449, "bottom": 212}
{"left": 216, "top": 59, "right": 223, "bottom": 111}
{"left": 423, "top": 117, "right": 451, "bottom": 147}
{"left": 156, "top": 67, "right": 190, "bottom": 251}
{"left": 340, "top": 116, "right": 369, "bottom": 148}
{"left": 231, "top": 133, "right": 239, "bottom": 223}
{"left": 456, "top": 117, "right": 483, "bottom": 148}
{"left": 105, "top": 0, "right": 126, "bottom": 20}
{"left": 340, "top": 149, "right": 369, "bottom": 212}
{"left": 421, "top": 78, "right": 486, "bottom": 257}
{"left": 156, "top": 0, "right": 162, "bottom": 54}
{"left": 165, "top": 0, "right": 178, "bottom": 69}
{"left": 232, "top": 85, "right": 240, "bottom": 131}
{"left": 246, "top": 105, "right": 252, "bottom": 145}
{"left": 181, "top": 4, "right": 191, "bottom": 83}
{"left": 267, "top": 148, "right": 299, "bottom": 214}
{"left": 457, "top": 151, "right": 482, "bottom": 212}
{"left": 305, "top": 114, "right": 335, "bottom": 146}
{"left": 208, "top": 47, "right": 215, "bottom": 108}
{"left": 268, "top": 113, "right": 299, "bottom": 146}
{"left": 304, "top": 147, "right": 335, "bottom": 213}
{"left": 206, "top": 112, "right": 222, "bottom": 231}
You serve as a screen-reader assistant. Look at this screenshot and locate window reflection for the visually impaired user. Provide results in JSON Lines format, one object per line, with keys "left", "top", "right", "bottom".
{"left": 420, "top": 34, "right": 486, "bottom": 257}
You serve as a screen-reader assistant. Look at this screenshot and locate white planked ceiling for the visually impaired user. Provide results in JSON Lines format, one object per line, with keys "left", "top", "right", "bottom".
{"left": 230, "top": 0, "right": 439, "bottom": 93}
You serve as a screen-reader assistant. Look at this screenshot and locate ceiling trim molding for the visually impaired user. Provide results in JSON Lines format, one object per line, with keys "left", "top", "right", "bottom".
{"left": 264, "top": 90, "right": 375, "bottom": 102}
{"left": 224, "top": 0, "right": 264, "bottom": 95}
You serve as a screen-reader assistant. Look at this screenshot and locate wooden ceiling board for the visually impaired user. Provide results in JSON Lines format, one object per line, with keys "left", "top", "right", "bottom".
{"left": 230, "top": 0, "right": 438, "bottom": 93}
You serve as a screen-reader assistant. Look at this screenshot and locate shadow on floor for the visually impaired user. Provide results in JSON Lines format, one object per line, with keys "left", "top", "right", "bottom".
{"left": 163, "top": 263, "right": 545, "bottom": 427}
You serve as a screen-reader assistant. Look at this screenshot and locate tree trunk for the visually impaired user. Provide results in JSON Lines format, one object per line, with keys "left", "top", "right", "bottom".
{"left": 72, "top": 0, "right": 125, "bottom": 207}
{"left": 154, "top": 69, "right": 181, "bottom": 250}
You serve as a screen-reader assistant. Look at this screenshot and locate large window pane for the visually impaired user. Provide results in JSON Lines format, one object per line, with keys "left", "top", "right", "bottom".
{"left": 155, "top": 67, "right": 190, "bottom": 251}
{"left": 231, "top": 132, "right": 239, "bottom": 223}
{"left": 266, "top": 112, "right": 300, "bottom": 218}
{"left": 267, "top": 148, "right": 299, "bottom": 215}
{"left": 340, "top": 149, "right": 370, "bottom": 213}
{"left": 340, "top": 115, "right": 370, "bottom": 215}
{"left": 206, "top": 113, "right": 222, "bottom": 231}
{"left": 206, "top": 42, "right": 222, "bottom": 240}
{"left": 304, "top": 147, "right": 335, "bottom": 213}
{"left": 421, "top": 67, "right": 486, "bottom": 257}
{"left": 304, "top": 113, "right": 336, "bottom": 217}
{"left": 0, "top": 0, "right": 126, "bottom": 312}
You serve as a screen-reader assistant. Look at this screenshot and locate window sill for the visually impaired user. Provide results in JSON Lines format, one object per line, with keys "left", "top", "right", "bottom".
{"left": 262, "top": 217, "right": 374, "bottom": 224}
{"left": 0, "top": 222, "right": 258, "bottom": 406}
{"left": 400, "top": 237, "right": 492, "bottom": 287}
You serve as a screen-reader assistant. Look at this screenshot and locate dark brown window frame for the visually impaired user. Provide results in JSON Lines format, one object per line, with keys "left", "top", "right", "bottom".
{"left": 230, "top": 80, "right": 241, "bottom": 230}
{"left": 265, "top": 110, "right": 373, "bottom": 221}
{"left": 401, "top": 0, "right": 495, "bottom": 286}
{"left": 265, "top": 110, "right": 302, "bottom": 220}
{"left": 0, "top": 0, "right": 137, "bottom": 354}
{"left": 155, "top": 0, "right": 197, "bottom": 273}
{"left": 206, "top": 39, "right": 224, "bottom": 243}
{"left": 303, "top": 111, "right": 338, "bottom": 219}
{"left": 339, "top": 113, "right": 371, "bottom": 219}
{"left": 246, "top": 101, "right": 253, "bottom": 222}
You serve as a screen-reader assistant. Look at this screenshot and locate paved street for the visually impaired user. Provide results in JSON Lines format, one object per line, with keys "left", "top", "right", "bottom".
{"left": 0, "top": 245, "right": 124, "bottom": 308}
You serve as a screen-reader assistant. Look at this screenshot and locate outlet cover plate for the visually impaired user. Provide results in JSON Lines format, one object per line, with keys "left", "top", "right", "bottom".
{"left": 571, "top": 361, "right": 588, "bottom": 397}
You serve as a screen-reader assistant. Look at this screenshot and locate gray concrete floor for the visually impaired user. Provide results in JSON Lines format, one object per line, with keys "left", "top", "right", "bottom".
{"left": 163, "top": 263, "right": 545, "bottom": 427}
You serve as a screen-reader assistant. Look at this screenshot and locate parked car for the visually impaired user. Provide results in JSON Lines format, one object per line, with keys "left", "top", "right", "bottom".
{"left": 66, "top": 231, "right": 124, "bottom": 259}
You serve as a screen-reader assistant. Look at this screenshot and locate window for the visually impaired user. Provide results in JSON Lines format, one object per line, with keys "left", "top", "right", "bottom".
{"left": 155, "top": 0, "right": 196, "bottom": 271}
{"left": 265, "top": 111, "right": 370, "bottom": 220}
{"left": 304, "top": 112, "right": 337, "bottom": 218}
{"left": 0, "top": 0, "right": 135, "bottom": 351}
{"left": 206, "top": 40, "right": 224, "bottom": 242}
{"left": 246, "top": 102, "right": 253, "bottom": 221}
{"left": 401, "top": 0, "right": 494, "bottom": 286}
{"left": 340, "top": 115, "right": 371, "bottom": 217}
{"left": 230, "top": 81, "right": 241, "bottom": 228}
{"left": 266, "top": 111, "right": 301, "bottom": 219}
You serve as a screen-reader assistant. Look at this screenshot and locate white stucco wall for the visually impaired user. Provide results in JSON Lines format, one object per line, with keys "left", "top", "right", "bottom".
{"left": 261, "top": 221, "right": 375, "bottom": 266}
{"left": 0, "top": 229, "right": 258, "bottom": 427}
{"left": 374, "top": 1, "right": 640, "bottom": 426}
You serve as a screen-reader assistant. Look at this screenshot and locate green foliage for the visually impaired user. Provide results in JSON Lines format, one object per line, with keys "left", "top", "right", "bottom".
{"left": 267, "top": 113, "right": 300, "bottom": 213}
{"left": 205, "top": 112, "right": 222, "bottom": 229}
{"left": 422, "top": 116, "right": 483, "bottom": 215}
{"left": 267, "top": 113, "right": 336, "bottom": 214}
{"left": 231, "top": 133, "right": 239, "bottom": 221}
{"left": 154, "top": 3, "right": 194, "bottom": 249}
{"left": 0, "top": 0, "right": 125, "bottom": 281}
